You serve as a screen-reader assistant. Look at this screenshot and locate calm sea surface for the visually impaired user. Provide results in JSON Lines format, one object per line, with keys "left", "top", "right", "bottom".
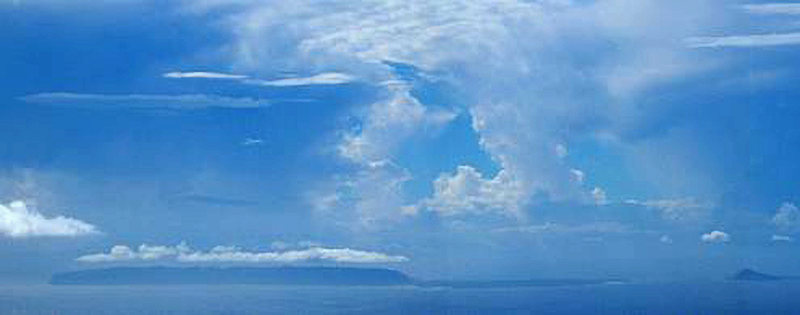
{"left": 1, "top": 282, "right": 800, "bottom": 314}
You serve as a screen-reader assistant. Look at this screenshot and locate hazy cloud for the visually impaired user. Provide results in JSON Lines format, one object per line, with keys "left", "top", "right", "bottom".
{"left": 773, "top": 202, "right": 800, "bottom": 233}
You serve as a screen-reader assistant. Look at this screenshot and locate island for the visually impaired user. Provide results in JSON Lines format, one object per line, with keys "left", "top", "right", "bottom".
{"left": 730, "top": 268, "right": 782, "bottom": 281}
{"left": 50, "top": 266, "right": 413, "bottom": 286}
{"left": 50, "top": 266, "right": 626, "bottom": 287}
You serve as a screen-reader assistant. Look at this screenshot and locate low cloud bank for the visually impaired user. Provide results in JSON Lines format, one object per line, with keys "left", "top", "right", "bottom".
{"left": 77, "top": 242, "right": 408, "bottom": 264}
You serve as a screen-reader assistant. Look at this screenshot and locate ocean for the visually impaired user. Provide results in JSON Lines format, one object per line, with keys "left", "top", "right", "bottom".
{"left": 1, "top": 282, "right": 800, "bottom": 314}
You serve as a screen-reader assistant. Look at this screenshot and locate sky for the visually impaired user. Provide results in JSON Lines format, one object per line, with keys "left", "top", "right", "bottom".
{"left": 1, "top": 0, "right": 800, "bottom": 283}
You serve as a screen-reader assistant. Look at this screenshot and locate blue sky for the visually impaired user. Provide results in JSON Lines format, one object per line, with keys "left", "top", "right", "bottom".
{"left": 2, "top": 0, "right": 800, "bottom": 283}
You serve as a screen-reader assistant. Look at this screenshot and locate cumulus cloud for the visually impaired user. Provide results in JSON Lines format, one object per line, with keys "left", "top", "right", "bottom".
{"left": 244, "top": 72, "right": 355, "bottom": 87}
{"left": 190, "top": 0, "right": 736, "bottom": 223}
{"left": 76, "top": 242, "right": 408, "bottom": 264}
{"left": 701, "top": 230, "right": 730, "bottom": 243}
{"left": 336, "top": 84, "right": 457, "bottom": 164}
{"left": 772, "top": 202, "right": 800, "bottom": 233}
{"left": 312, "top": 83, "right": 457, "bottom": 226}
{"left": 0, "top": 200, "right": 98, "bottom": 238}
{"left": 163, "top": 71, "right": 249, "bottom": 80}
{"left": 419, "top": 165, "right": 525, "bottom": 217}
{"left": 660, "top": 235, "right": 673, "bottom": 244}
{"left": 20, "top": 93, "right": 268, "bottom": 110}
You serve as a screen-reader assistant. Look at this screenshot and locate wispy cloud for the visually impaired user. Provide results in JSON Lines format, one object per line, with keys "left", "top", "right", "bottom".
{"left": 493, "top": 222, "right": 633, "bottom": 235}
{"left": 244, "top": 72, "right": 356, "bottom": 87}
{"left": 20, "top": 93, "right": 269, "bottom": 110}
{"left": 241, "top": 138, "right": 265, "bottom": 146}
{"left": 163, "top": 70, "right": 355, "bottom": 87}
{"left": 687, "top": 3, "right": 800, "bottom": 48}
{"left": 163, "top": 71, "right": 249, "bottom": 80}
{"left": 686, "top": 32, "right": 800, "bottom": 48}
{"left": 77, "top": 242, "right": 409, "bottom": 264}
{"left": 178, "top": 194, "right": 258, "bottom": 207}
{"left": 624, "top": 198, "right": 714, "bottom": 222}
{"left": 741, "top": 3, "right": 800, "bottom": 15}
{"left": 0, "top": 200, "right": 99, "bottom": 238}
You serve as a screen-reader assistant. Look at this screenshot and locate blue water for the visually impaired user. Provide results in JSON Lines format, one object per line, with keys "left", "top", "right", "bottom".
{"left": 1, "top": 282, "right": 800, "bottom": 314}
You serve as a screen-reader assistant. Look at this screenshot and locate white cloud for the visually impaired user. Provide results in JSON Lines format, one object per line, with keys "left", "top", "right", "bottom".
{"left": 20, "top": 93, "right": 268, "bottom": 110}
{"left": 0, "top": 200, "right": 98, "bottom": 238}
{"left": 244, "top": 72, "right": 355, "bottom": 87}
{"left": 660, "top": 235, "right": 673, "bottom": 244}
{"left": 163, "top": 71, "right": 249, "bottom": 80}
{"left": 420, "top": 165, "right": 525, "bottom": 217}
{"left": 772, "top": 202, "right": 800, "bottom": 233}
{"left": 701, "top": 230, "right": 730, "bottom": 243}
{"left": 741, "top": 3, "right": 800, "bottom": 15}
{"left": 77, "top": 242, "right": 408, "bottom": 264}
{"left": 686, "top": 33, "right": 800, "bottom": 48}
{"left": 772, "top": 234, "right": 793, "bottom": 242}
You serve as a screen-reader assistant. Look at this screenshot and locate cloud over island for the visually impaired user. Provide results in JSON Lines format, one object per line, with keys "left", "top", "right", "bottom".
{"left": 77, "top": 242, "right": 409, "bottom": 264}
